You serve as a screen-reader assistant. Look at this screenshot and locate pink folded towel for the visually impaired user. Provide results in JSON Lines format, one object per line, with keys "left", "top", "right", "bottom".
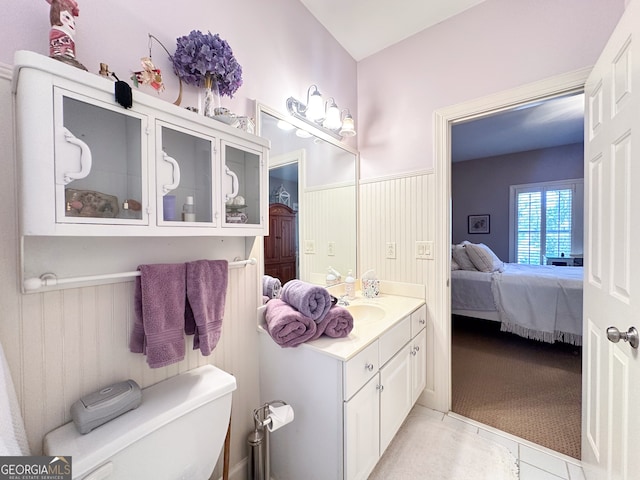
{"left": 265, "top": 299, "right": 317, "bottom": 347}
{"left": 310, "top": 305, "right": 354, "bottom": 340}
{"left": 185, "top": 260, "right": 228, "bottom": 356}
{"left": 129, "top": 264, "right": 186, "bottom": 368}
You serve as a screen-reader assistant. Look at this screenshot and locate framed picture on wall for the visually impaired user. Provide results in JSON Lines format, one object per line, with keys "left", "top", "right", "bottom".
{"left": 468, "top": 214, "right": 490, "bottom": 234}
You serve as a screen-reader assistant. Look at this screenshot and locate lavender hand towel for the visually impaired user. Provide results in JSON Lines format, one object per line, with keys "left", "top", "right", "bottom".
{"left": 129, "top": 264, "right": 186, "bottom": 368}
{"left": 280, "top": 280, "right": 332, "bottom": 321}
{"left": 310, "top": 305, "right": 354, "bottom": 340}
{"left": 265, "top": 299, "right": 317, "bottom": 347}
{"left": 186, "top": 260, "right": 228, "bottom": 356}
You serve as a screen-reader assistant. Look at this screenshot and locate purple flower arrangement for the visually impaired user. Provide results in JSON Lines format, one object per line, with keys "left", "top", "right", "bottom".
{"left": 171, "top": 30, "right": 243, "bottom": 98}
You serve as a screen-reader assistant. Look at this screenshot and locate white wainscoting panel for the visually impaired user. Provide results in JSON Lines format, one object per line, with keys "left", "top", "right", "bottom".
{"left": 359, "top": 173, "right": 440, "bottom": 408}
{"left": 16, "top": 268, "right": 260, "bottom": 465}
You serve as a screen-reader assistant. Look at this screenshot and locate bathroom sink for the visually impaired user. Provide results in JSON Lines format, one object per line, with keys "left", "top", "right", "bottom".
{"left": 346, "top": 304, "right": 385, "bottom": 322}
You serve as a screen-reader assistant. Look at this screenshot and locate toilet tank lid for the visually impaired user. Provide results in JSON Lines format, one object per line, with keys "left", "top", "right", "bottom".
{"left": 43, "top": 365, "right": 236, "bottom": 475}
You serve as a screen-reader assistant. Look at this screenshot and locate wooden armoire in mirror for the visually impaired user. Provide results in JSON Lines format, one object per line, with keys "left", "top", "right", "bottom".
{"left": 264, "top": 203, "right": 297, "bottom": 283}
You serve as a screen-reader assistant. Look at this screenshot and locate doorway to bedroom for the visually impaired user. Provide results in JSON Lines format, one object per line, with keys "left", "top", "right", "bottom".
{"left": 449, "top": 92, "right": 584, "bottom": 459}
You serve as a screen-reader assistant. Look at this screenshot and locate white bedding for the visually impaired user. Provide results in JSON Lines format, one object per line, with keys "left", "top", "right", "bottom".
{"left": 452, "top": 263, "right": 583, "bottom": 345}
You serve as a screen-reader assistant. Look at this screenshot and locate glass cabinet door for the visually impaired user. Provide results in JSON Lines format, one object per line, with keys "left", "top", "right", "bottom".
{"left": 54, "top": 88, "right": 147, "bottom": 224}
{"left": 222, "top": 140, "right": 263, "bottom": 227}
{"left": 156, "top": 123, "right": 215, "bottom": 226}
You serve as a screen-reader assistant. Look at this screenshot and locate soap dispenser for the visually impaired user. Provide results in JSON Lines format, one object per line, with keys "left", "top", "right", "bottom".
{"left": 345, "top": 270, "right": 355, "bottom": 300}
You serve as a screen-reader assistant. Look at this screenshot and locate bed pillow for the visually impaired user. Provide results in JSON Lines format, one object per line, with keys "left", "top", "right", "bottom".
{"left": 452, "top": 243, "right": 477, "bottom": 271}
{"left": 465, "top": 243, "right": 504, "bottom": 272}
{"left": 451, "top": 257, "right": 461, "bottom": 270}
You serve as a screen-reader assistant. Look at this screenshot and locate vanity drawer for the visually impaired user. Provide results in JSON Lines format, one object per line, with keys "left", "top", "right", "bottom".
{"left": 344, "top": 340, "right": 379, "bottom": 400}
{"left": 410, "top": 305, "right": 427, "bottom": 338}
{"left": 379, "top": 316, "right": 411, "bottom": 366}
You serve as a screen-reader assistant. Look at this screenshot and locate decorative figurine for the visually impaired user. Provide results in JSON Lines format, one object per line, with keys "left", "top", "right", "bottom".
{"left": 46, "top": 0, "right": 87, "bottom": 70}
{"left": 131, "top": 57, "right": 165, "bottom": 93}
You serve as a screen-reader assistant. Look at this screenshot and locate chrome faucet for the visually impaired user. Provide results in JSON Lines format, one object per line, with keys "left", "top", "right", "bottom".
{"left": 337, "top": 295, "right": 350, "bottom": 306}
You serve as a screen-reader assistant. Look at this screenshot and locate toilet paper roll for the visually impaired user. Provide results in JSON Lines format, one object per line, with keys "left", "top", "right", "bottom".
{"left": 267, "top": 404, "right": 294, "bottom": 432}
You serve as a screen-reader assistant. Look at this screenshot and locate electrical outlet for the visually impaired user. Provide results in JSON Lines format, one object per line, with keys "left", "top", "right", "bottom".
{"left": 386, "top": 242, "right": 396, "bottom": 259}
{"left": 304, "top": 240, "right": 315, "bottom": 254}
{"left": 416, "top": 241, "right": 434, "bottom": 260}
{"left": 328, "top": 241, "right": 336, "bottom": 256}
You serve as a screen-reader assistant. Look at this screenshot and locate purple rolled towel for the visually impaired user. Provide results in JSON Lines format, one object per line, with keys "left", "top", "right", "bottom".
{"left": 280, "top": 279, "right": 332, "bottom": 321}
{"left": 311, "top": 305, "right": 354, "bottom": 340}
{"left": 265, "top": 299, "right": 317, "bottom": 347}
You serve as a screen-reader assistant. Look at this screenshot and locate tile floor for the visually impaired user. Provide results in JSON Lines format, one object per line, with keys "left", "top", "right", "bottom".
{"left": 440, "top": 411, "right": 585, "bottom": 480}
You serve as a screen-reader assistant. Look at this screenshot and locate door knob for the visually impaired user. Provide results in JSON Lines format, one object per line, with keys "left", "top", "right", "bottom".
{"left": 606, "top": 326, "right": 639, "bottom": 349}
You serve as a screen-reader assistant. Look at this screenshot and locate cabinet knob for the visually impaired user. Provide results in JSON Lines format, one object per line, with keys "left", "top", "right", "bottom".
{"left": 376, "top": 384, "right": 384, "bottom": 392}
{"left": 365, "top": 363, "right": 374, "bottom": 372}
{"left": 411, "top": 348, "right": 418, "bottom": 356}
{"left": 419, "top": 318, "right": 426, "bottom": 325}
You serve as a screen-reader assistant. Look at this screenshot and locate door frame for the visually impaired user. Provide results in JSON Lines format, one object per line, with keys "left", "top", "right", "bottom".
{"left": 432, "top": 67, "right": 591, "bottom": 413}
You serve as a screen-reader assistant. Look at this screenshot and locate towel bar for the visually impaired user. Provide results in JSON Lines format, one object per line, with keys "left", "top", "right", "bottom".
{"left": 23, "top": 258, "right": 257, "bottom": 292}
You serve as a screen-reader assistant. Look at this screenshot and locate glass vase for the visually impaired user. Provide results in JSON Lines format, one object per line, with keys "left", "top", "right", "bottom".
{"left": 200, "top": 75, "right": 221, "bottom": 118}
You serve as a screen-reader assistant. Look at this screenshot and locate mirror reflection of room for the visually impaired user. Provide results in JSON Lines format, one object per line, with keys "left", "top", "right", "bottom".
{"left": 259, "top": 107, "right": 357, "bottom": 286}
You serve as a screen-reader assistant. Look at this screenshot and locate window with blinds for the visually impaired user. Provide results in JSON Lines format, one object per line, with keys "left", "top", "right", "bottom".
{"left": 510, "top": 179, "right": 583, "bottom": 265}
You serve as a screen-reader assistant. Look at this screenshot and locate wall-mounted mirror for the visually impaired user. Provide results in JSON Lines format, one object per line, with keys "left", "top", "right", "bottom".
{"left": 257, "top": 104, "right": 358, "bottom": 285}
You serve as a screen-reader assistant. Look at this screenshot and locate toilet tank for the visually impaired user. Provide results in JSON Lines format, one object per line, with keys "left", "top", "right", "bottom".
{"left": 44, "top": 365, "right": 236, "bottom": 480}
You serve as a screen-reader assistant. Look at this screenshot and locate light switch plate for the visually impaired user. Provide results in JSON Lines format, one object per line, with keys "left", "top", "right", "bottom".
{"left": 328, "top": 241, "right": 336, "bottom": 256}
{"left": 416, "top": 241, "right": 434, "bottom": 260}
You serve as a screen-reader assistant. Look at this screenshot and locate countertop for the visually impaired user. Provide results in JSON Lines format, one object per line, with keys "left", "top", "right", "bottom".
{"left": 257, "top": 283, "right": 425, "bottom": 361}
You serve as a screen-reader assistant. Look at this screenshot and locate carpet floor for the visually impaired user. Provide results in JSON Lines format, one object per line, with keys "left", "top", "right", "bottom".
{"left": 451, "top": 316, "right": 582, "bottom": 459}
{"left": 369, "top": 406, "right": 519, "bottom": 480}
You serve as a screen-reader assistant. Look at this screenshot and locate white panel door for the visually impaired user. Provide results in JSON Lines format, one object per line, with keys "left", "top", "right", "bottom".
{"left": 411, "top": 328, "right": 427, "bottom": 404}
{"left": 583, "top": 2, "right": 640, "bottom": 479}
{"left": 344, "top": 375, "right": 380, "bottom": 480}
{"left": 379, "top": 343, "right": 413, "bottom": 454}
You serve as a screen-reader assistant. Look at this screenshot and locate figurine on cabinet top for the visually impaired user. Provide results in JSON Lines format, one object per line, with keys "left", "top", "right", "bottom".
{"left": 46, "top": 0, "right": 87, "bottom": 70}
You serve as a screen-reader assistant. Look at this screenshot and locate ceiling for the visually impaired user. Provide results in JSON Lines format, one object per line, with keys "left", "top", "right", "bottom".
{"left": 451, "top": 93, "right": 585, "bottom": 162}
{"left": 299, "top": 0, "right": 487, "bottom": 61}
{"left": 299, "top": 0, "right": 585, "bottom": 162}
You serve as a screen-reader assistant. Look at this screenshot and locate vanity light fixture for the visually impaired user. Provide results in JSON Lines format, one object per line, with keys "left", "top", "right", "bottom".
{"left": 305, "top": 85, "right": 325, "bottom": 121}
{"left": 286, "top": 85, "right": 357, "bottom": 140}
{"left": 323, "top": 98, "right": 342, "bottom": 130}
{"left": 339, "top": 109, "right": 356, "bottom": 137}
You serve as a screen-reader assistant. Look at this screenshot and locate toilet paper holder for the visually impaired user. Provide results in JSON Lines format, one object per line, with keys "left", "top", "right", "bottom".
{"left": 248, "top": 400, "right": 292, "bottom": 480}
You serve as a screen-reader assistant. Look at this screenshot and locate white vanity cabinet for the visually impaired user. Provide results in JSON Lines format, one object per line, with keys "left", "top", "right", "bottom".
{"left": 258, "top": 302, "right": 427, "bottom": 480}
{"left": 13, "top": 50, "right": 268, "bottom": 236}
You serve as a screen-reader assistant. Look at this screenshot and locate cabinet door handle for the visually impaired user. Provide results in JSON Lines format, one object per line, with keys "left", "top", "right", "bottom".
{"left": 376, "top": 384, "right": 384, "bottom": 392}
{"left": 365, "top": 363, "right": 374, "bottom": 372}
{"left": 411, "top": 348, "right": 418, "bottom": 356}
{"left": 224, "top": 166, "right": 239, "bottom": 202}
{"left": 419, "top": 318, "right": 426, "bottom": 325}
{"left": 61, "top": 127, "right": 92, "bottom": 184}
{"left": 161, "top": 151, "right": 181, "bottom": 194}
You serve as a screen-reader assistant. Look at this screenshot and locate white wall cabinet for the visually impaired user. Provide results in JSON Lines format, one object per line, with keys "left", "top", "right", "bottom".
{"left": 259, "top": 303, "right": 427, "bottom": 480}
{"left": 13, "top": 50, "right": 268, "bottom": 237}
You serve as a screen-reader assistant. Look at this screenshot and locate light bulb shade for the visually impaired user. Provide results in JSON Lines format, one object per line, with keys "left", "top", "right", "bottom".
{"left": 295, "top": 128, "right": 312, "bottom": 138}
{"left": 323, "top": 103, "right": 342, "bottom": 130}
{"left": 339, "top": 113, "right": 356, "bottom": 137}
{"left": 306, "top": 90, "right": 325, "bottom": 121}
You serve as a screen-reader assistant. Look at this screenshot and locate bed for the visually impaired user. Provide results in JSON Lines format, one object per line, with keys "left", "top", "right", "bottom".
{"left": 451, "top": 261, "right": 583, "bottom": 346}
